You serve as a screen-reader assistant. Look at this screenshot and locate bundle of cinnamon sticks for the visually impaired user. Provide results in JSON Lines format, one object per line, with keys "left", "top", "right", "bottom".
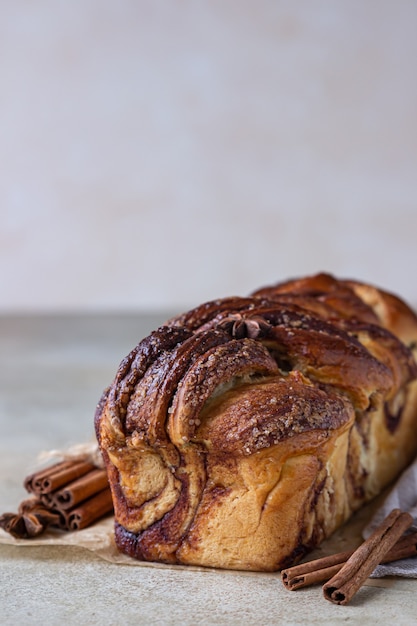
{"left": 281, "top": 508, "right": 417, "bottom": 605}
{"left": 0, "top": 458, "right": 113, "bottom": 538}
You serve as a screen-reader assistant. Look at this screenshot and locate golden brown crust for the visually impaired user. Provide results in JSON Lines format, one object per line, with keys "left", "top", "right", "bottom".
{"left": 252, "top": 272, "right": 381, "bottom": 324}
{"left": 96, "top": 272, "right": 417, "bottom": 571}
{"left": 344, "top": 279, "right": 417, "bottom": 348}
{"left": 196, "top": 372, "right": 354, "bottom": 455}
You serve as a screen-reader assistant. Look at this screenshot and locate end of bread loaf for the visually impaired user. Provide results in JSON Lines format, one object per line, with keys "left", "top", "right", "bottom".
{"left": 95, "top": 273, "right": 417, "bottom": 571}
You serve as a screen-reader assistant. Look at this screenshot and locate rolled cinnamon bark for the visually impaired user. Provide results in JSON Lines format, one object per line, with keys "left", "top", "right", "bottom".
{"left": 282, "top": 550, "right": 353, "bottom": 590}
{"left": 323, "top": 509, "right": 413, "bottom": 605}
{"left": 25, "top": 459, "right": 96, "bottom": 495}
{"left": 24, "top": 460, "right": 74, "bottom": 494}
{"left": 38, "top": 461, "right": 96, "bottom": 494}
{"left": 282, "top": 530, "right": 417, "bottom": 590}
{"left": 53, "top": 469, "right": 109, "bottom": 510}
{"left": 39, "top": 492, "right": 56, "bottom": 508}
{"left": 67, "top": 489, "right": 113, "bottom": 530}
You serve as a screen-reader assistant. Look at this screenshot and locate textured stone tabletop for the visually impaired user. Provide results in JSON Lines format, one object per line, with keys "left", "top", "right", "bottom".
{"left": 1, "top": 314, "right": 416, "bottom": 625}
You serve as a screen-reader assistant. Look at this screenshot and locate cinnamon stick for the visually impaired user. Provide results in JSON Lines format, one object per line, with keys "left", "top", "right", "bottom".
{"left": 36, "top": 460, "right": 96, "bottom": 494}
{"left": 25, "top": 459, "right": 96, "bottom": 495}
{"left": 24, "top": 460, "right": 74, "bottom": 494}
{"left": 67, "top": 489, "right": 113, "bottom": 530}
{"left": 282, "top": 530, "right": 417, "bottom": 590}
{"left": 323, "top": 508, "right": 413, "bottom": 605}
{"left": 282, "top": 550, "right": 353, "bottom": 591}
{"left": 39, "top": 492, "right": 56, "bottom": 508}
{"left": 52, "top": 468, "right": 109, "bottom": 510}
{"left": 386, "top": 530, "right": 417, "bottom": 561}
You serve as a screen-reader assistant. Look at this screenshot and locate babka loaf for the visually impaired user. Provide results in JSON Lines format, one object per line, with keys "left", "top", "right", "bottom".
{"left": 95, "top": 273, "right": 417, "bottom": 571}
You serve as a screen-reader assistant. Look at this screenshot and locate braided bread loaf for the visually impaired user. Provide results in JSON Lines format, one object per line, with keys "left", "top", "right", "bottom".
{"left": 95, "top": 274, "right": 417, "bottom": 571}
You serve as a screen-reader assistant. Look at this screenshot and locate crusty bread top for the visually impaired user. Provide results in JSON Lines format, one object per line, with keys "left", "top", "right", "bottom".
{"left": 96, "top": 273, "right": 417, "bottom": 455}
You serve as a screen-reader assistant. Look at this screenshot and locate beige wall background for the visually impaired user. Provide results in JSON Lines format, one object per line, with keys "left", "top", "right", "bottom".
{"left": 1, "top": 1, "right": 416, "bottom": 313}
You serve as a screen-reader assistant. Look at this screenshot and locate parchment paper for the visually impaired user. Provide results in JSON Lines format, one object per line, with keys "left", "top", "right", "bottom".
{"left": 0, "top": 514, "right": 210, "bottom": 572}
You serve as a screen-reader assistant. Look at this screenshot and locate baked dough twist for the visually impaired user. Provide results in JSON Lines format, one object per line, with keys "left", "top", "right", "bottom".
{"left": 95, "top": 274, "right": 417, "bottom": 571}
